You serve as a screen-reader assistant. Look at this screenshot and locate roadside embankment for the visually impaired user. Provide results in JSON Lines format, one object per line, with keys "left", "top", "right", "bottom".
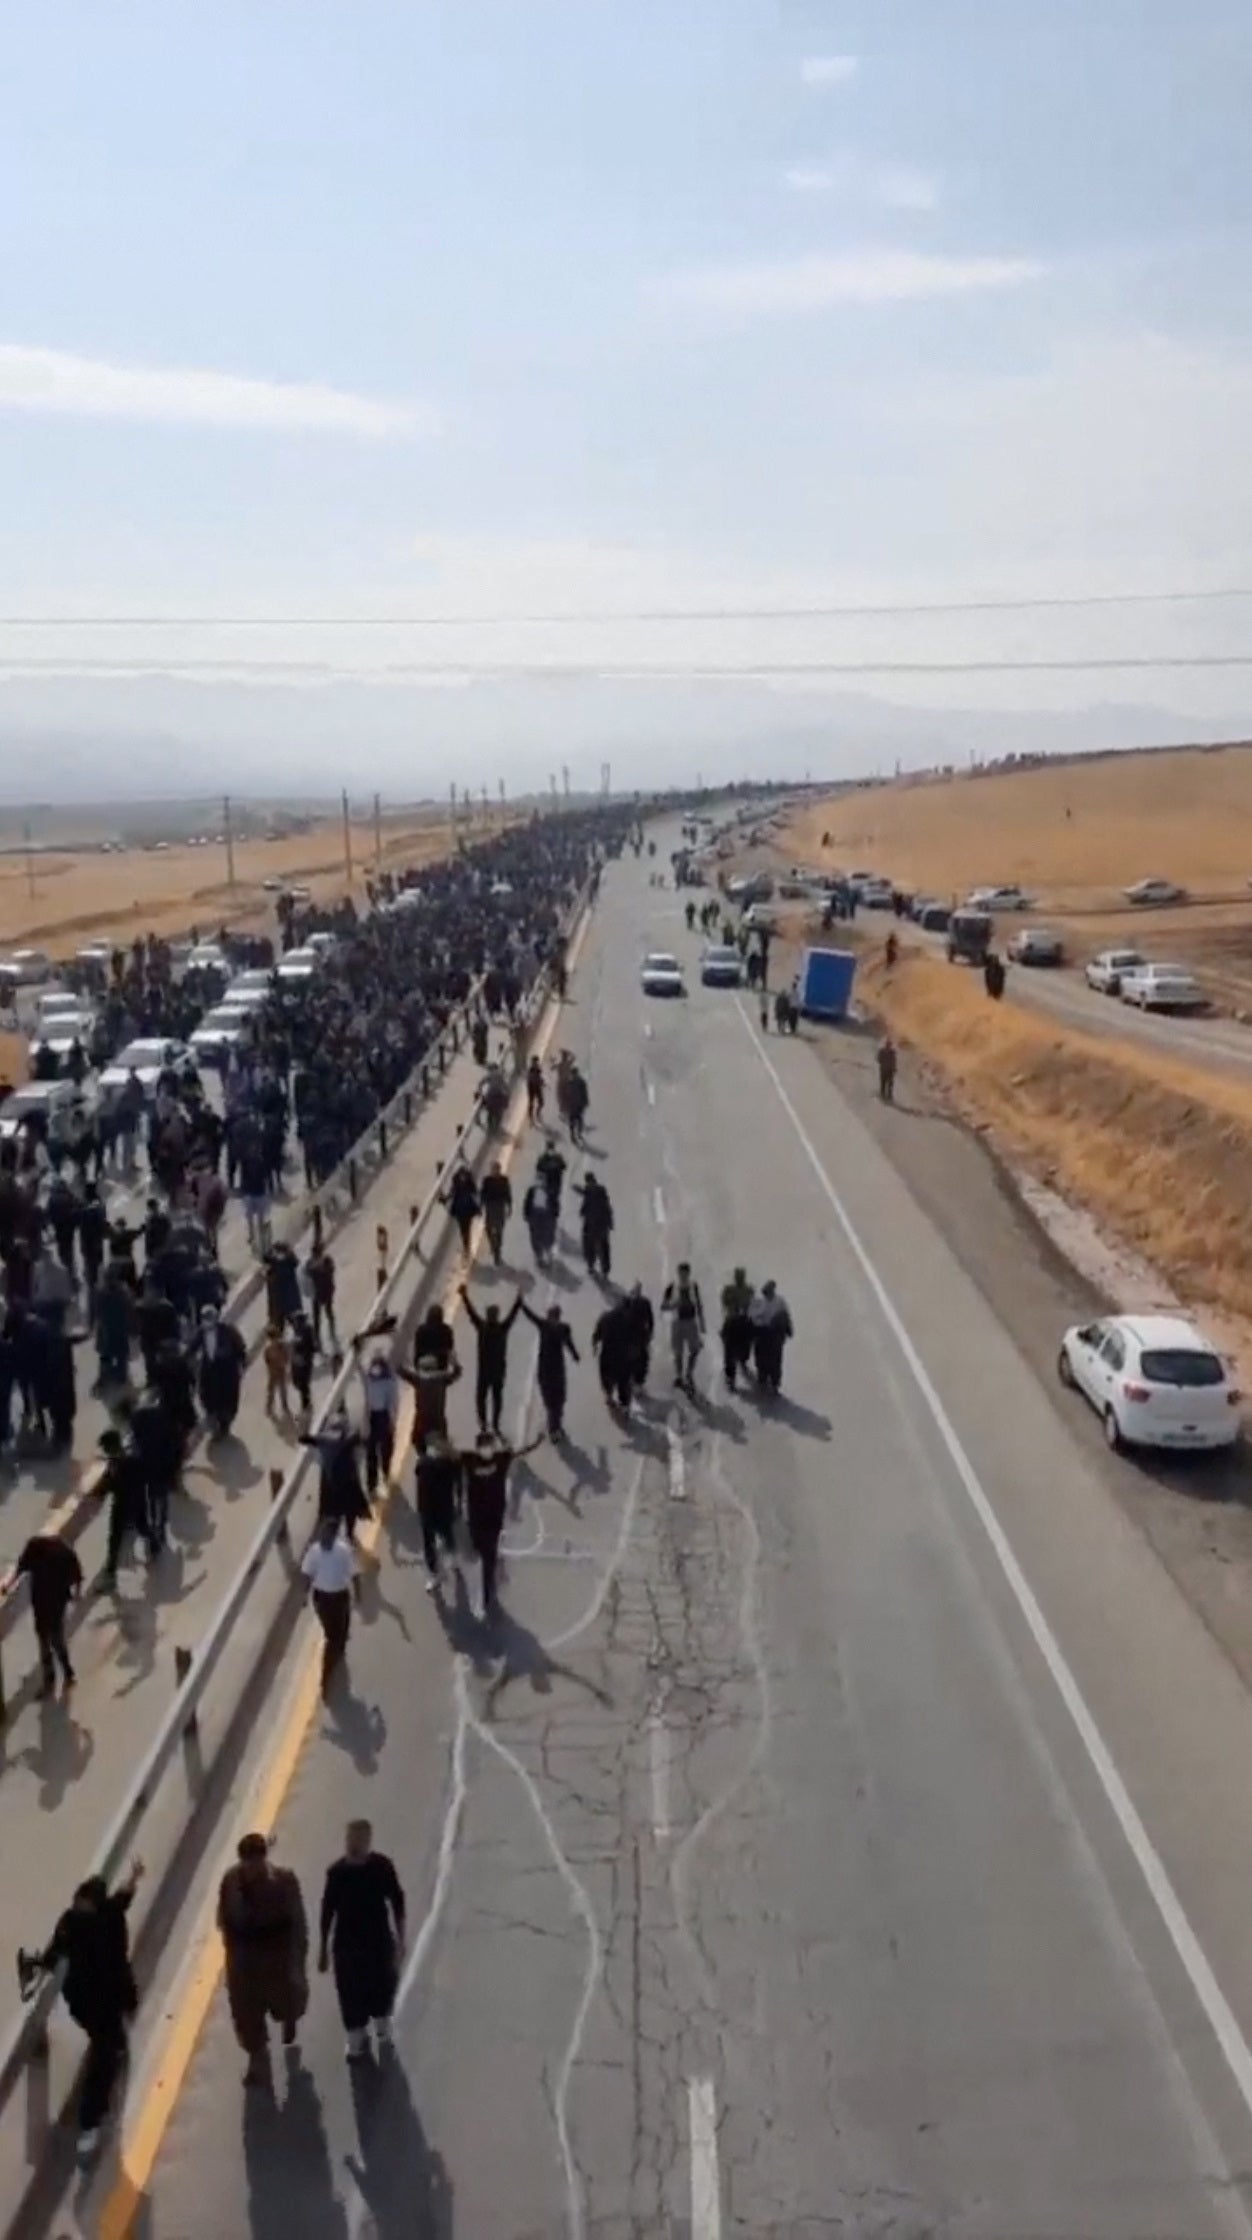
{"left": 810, "top": 922, "right": 1252, "bottom": 1333}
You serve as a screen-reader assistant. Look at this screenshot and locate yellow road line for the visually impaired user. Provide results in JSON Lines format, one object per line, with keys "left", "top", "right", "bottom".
{"left": 98, "top": 942, "right": 587, "bottom": 2235}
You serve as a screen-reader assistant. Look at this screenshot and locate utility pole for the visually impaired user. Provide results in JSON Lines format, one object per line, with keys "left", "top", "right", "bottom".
{"left": 372, "top": 790, "right": 382, "bottom": 869}
{"left": 341, "top": 789, "right": 353, "bottom": 885}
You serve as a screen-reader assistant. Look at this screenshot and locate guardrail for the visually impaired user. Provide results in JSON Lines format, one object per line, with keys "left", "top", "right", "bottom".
{"left": 0, "top": 881, "right": 587, "bottom": 2125}
{"left": 0, "top": 982, "right": 490, "bottom": 1697}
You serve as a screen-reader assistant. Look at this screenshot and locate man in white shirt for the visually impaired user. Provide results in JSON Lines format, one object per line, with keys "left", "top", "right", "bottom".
{"left": 301, "top": 1518, "right": 358, "bottom": 1694}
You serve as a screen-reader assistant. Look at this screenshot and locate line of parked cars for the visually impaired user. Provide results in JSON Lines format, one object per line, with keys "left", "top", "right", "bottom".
{"left": 1083, "top": 948, "right": 1207, "bottom": 1012}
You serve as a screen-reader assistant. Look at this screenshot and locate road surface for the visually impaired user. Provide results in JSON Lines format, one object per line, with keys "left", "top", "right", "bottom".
{"left": 45, "top": 840, "right": 1252, "bottom": 2239}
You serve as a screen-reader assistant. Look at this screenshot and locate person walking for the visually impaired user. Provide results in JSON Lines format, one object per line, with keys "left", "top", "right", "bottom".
{"left": 193, "top": 1305, "right": 246, "bottom": 1438}
{"left": 3, "top": 1531, "right": 82, "bottom": 1694}
{"left": 535, "top": 1136, "right": 566, "bottom": 1218}
{"left": 96, "top": 1425, "right": 149, "bottom": 1588}
{"left": 318, "top": 1820, "right": 407, "bottom": 2061}
{"left": 290, "top": 1311, "right": 315, "bottom": 1418}
{"left": 876, "top": 1034, "right": 898, "bottom": 1104}
{"left": 592, "top": 1296, "right": 636, "bottom": 1411}
{"left": 301, "top": 1516, "right": 359, "bottom": 1692}
{"left": 32, "top": 1857, "right": 143, "bottom": 2160}
{"left": 352, "top": 1340, "right": 399, "bottom": 1495}
{"left": 519, "top": 1298, "right": 580, "bottom": 1437}
{"left": 480, "top": 1161, "right": 513, "bottom": 1265}
{"left": 526, "top": 1054, "right": 545, "bottom": 1122}
{"left": 460, "top": 1283, "right": 523, "bottom": 1434}
{"left": 217, "top": 1834, "right": 309, "bottom": 2086}
{"left": 661, "top": 1263, "right": 705, "bottom": 1393}
{"left": 460, "top": 1429, "right": 542, "bottom": 1617}
{"left": 301, "top": 1413, "right": 372, "bottom": 1545}
{"left": 575, "top": 1172, "right": 613, "bottom": 1280}
{"left": 749, "top": 1280, "right": 793, "bottom": 1394}
{"left": 522, "top": 1177, "right": 557, "bottom": 1268}
{"left": 415, "top": 1430, "right": 461, "bottom": 1591}
{"left": 305, "top": 1241, "right": 339, "bottom": 1355}
{"left": 719, "top": 1267, "right": 755, "bottom": 1390}
{"left": 623, "top": 1282, "right": 654, "bottom": 1392}
{"left": 444, "top": 1162, "right": 480, "bottom": 1257}
{"left": 263, "top": 1324, "right": 292, "bottom": 1419}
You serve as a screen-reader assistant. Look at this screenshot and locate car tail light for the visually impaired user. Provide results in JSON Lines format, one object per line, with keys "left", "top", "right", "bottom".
{"left": 1122, "top": 1381, "right": 1151, "bottom": 1403}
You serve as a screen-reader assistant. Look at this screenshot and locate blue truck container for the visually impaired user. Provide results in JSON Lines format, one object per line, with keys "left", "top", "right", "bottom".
{"left": 798, "top": 946, "right": 856, "bottom": 1022}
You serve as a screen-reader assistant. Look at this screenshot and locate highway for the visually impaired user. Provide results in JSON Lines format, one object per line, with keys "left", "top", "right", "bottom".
{"left": 37, "top": 836, "right": 1252, "bottom": 2238}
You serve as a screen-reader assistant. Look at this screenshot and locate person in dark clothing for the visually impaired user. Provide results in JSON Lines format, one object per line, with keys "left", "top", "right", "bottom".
{"left": 460, "top": 1284, "right": 523, "bottom": 1434}
{"left": 876, "top": 1035, "right": 898, "bottom": 1103}
{"left": 305, "top": 1243, "right": 338, "bottom": 1354}
{"left": 415, "top": 1433, "right": 461, "bottom": 1587}
{"left": 33, "top": 1857, "right": 143, "bottom": 2159}
{"left": 535, "top": 1138, "right": 566, "bottom": 1216}
{"left": 411, "top": 1302, "right": 457, "bottom": 1375}
{"left": 94, "top": 1262, "right": 133, "bottom": 1391}
{"left": 3, "top": 1532, "right": 82, "bottom": 1692}
{"left": 136, "top": 1278, "right": 178, "bottom": 1385}
{"left": 459, "top": 1430, "right": 542, "bottom": 1615}
{"left": 622, "top": 1282, "right": 654, "bottom": 1391}
{"left": 592, "top": 1297, "right": 636, "bottom": 1410}
{"left": 78, "top": 1184, "right": 107, "bottom": 1308}
{"left": 444, "top": 1162, "right": 480, "bottom": 1256}
{"left": 479, "top": 1162, "right": 513, "bottom": 1265}
{"left": 575, "top": 1173, "right": 613, "bottom": 1279}
{"left": 318, "top": 1819, "right": 406, "bottom": 2059}
{"left": 290, "top": 1312, "right": 315, "bottom": 1416}
{"left": 193, "top": 1306, "right": 246, "bottom": 1438}
{"left": 264, "top": 1241, "right": 301, "bottom": 1332}
{"left": 96, "top": 1427, "right": 149, "bottom": 1586}
{"left": 521, "top": 1178, "right": 558, "bottom": 1267}
{"left": 719, "top": 1268, "right": 755, "bottom": 1390}
{"left": 565, "top": 1067, "right": 589, "bottom": 1147}
{"left": 301, "top": 1411, "right": 372, "bottom": 1541}
{"left": 525, "top": 1054, "right": 545, "bottom": 1122}
{"left": 519, "top": 1299, "right": 579, "bottom": 1436}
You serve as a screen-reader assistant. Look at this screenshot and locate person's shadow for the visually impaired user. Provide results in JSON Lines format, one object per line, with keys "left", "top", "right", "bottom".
{"left": 321, "top": 1680, "right": 387, "bottom": 1774}
{"left": 17, "top": 1696, "right": 95, "bottom": 1808}
{"left": 345, "top": 2048, "right": 454, "bottom": 2237}
{"left": 242, "top": 2055, "right": 348, "bottom": 2239}
{"left": 481, "top": 1607, "right": 613, "bottom": 1717}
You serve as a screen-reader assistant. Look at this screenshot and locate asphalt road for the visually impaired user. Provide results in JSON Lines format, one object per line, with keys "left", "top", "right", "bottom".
{"left": 63, "top": 844, "right": 1252, "bottom": 2238}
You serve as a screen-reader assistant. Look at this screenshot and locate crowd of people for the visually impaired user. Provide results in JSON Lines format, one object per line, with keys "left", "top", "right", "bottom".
{"left": 15, "top": 801, "right": 809, "bottom": 2162}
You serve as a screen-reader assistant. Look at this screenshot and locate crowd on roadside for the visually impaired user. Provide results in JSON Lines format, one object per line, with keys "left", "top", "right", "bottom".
{"left": 0, "top": 806, "right": 633, "bottom": 1501}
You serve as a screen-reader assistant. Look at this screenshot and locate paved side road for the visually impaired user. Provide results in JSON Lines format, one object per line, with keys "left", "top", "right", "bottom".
{"left": 44, "top": 839, "right": 1252, "bottom": 2239}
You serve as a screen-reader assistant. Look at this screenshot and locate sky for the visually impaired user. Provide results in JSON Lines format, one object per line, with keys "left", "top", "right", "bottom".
{"left": 3, "top": 0, "right": 1252, "bottom": 792}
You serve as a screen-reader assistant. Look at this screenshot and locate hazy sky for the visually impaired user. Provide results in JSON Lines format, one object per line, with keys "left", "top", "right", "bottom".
{"left": 3, "top": 0, "right": 1252, "bottom": 773}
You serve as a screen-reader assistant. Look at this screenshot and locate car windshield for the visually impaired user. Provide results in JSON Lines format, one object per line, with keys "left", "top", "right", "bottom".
{"left": 116, "top": 1042, "right": 168, "bottom": 1066}
{"left": 1139, "top": 1349, "right": 1225, "bottom": 1387}
{"left": 646, "top": 955, "right": 679, "bottom": 971}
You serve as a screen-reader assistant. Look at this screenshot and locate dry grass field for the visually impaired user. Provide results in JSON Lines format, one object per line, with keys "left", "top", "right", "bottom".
{"left": 0, "top": 808, "right": 474, "bottom": 958}
{"left": 789, "top": 743, "right": 1252, "bottom": 909}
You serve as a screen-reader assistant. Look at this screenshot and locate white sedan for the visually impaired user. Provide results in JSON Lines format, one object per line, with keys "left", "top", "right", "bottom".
{"left": 99, "top": 1038, "right": 192, "bottom": 1101}
{"left": 1058, "top": 1313, "right": 1240, "bottom": 1451}
{"left": 1084, "top": 948, "right": 1145, "bottom": 995}
{"left": 641, "top": 951, "right": 687, "bottom": 998}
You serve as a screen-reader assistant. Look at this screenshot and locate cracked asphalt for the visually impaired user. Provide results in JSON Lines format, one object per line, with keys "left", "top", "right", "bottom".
{"left": 92, "top": 835, "right": 1252, "bottom": 2238}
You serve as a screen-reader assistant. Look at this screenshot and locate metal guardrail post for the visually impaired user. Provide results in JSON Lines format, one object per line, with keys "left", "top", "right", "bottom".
{"left": 311, "top": 1202, "right": 324, "bottom": 1254}
{"left": 174, "top": 1645, "right": 196, "bottom": 1735}
{"left": 378, "top": 1117, "right": 388, "bottom": 1162}
{"left": 403, "top": 1090, "right": 412, "bottom": 1126}
{"left": 347, "top": 1156, "right": 358, "bottom": 1203}
{"left": 269, "top": 1465, "right": 289, "bottom": 1545}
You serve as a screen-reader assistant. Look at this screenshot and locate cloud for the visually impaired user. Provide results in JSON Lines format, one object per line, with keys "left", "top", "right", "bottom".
{"left": 800, "top": 55, "right": 858, "bottom": 86}
{"left": 0, "top": 344, "right": 432, "bottom": 438}
{"left": 783, "top": 157, "right": 941, "bottom": 211}
{"left": 653, "top": 248, "right": 1043, "bottom": 316}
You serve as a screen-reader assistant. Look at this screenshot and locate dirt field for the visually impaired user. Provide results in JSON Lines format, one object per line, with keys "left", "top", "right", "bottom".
{"left": 0, "top": 808, "right": 477, "bottom": 958}
{"left": 788, "top": 743, "right": 1252, "bottom": 908}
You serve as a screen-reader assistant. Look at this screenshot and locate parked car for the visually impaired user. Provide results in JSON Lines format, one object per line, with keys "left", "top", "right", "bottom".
{"left": 915, "top": 902, "right": 952, "bottom": 933}
{"left": 35, "top": 990, "right": 89, "bottom": 1031}
{"left": 1058, "top": 1313, "right": 1240, "bottom": 1452}
{"left": 0, "top": 1079, "right": 96, "bottom": 1153}
{"left": 1085, "top": 948, "right": 1145, "bottom": 996}
{"left": 276, "top": 947, "right": 321, "bottom": 985}
{"left": 29, "top": 1013, "right": 96, "bottom": 1064}
{"left": 99, "top": 1037, "right": 192, "bottom": 1102}
{"left": 641, "top": 951, "right": 686, "bottom": 997}
{"left": 1125, "top": 878, "right": 1186, "bottom": 907}
{"left": 1008, "top": 927, "right": 1064, "bottom": 967}
{"left": 190, "top": 1005, "right": 255, "bottom": 1063}
{"left": 700, "top": 945, "right": 744, "bottom": 988}
{"left": 968, "top": 885, "right": 1030, "bottom": 912}
{"left": 1119, "top": 962, "right": 1207, "bottom": 1012}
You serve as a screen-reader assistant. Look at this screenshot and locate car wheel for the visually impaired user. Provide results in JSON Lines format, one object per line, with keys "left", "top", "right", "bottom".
{"left": 1057, "top": 1346, "right": 1075, "bottom": 1387}
{"left": 1103, "top": 1407, "right": 1123, "bottom": 1452}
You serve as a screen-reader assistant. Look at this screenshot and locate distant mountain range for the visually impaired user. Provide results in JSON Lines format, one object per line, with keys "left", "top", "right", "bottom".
{"left": 0, "top": 671, "right": 1249, "bottom": 805}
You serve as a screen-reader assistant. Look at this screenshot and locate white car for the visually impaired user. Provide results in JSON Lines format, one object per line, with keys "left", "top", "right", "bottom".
{"left": 190, "top": 1004, "right": 255, "bottom": 1061}
{"left": 1119, "top": 962, "right": 1206, "bottom": 1012}
{"left": 968, "top": 885, "right": 1031, "bottom": 912}
{"left": 34, "top": 991, "right": 89, "bottom": 1031}
{"left": 29, "top": 1014, "right": 96, "bottom": 1063}
{"left": 1125, "top": 877, "right": 1185, "bottom": 907}
{"left": 99, "top": 1037, "right": 192, "bottom": 1101}
{"left": 641, "top": 951, "right": 687, "bottom": 998}
{"left": 1058, "top": 1313, "right": 1240, "bottom": 1452}
{"left": 1085, "top": 948, "right": 1145, "bottom": 995}
{"left": 276, "top": 946, "right": 320, "bottom": 985}
{"left": 0, "top": 1080, "right": 94, "bottom": 1150}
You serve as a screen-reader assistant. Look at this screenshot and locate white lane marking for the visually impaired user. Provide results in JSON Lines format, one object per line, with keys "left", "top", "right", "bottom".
{"left": 688, "top": 2074, "right": 722, "bottom": 2239}
{"left": 469, "top": 1702, "right": 603, "bottom": 2240}
{"left": 652, "top": 1183, "right": 666, "bottom": 1226}
{"left": 644, "top": 1021, "right": 653, "bottom": 1039}
{"left": 666, "top": 1418, "right": 686, "bottom": 1500}
{"left": 646, "top": 1078, "right": 657, "bottom": 1106}
{"left": 648, "top": 1706, "right": 671, "bottom": 1844}
{"left": 546, "top": 1455, "right": 645, "bottom": 1652}
{"left": 736, "top": 997, "right": 1252, "bottom": 2127}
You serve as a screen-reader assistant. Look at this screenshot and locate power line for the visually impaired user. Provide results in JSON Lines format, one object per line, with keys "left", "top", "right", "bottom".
{"left": 2, "top": 653, "right": 1252, "bottom": 679}
{"left": 2, "top": 586, "right": 1252, "bottom": 628}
